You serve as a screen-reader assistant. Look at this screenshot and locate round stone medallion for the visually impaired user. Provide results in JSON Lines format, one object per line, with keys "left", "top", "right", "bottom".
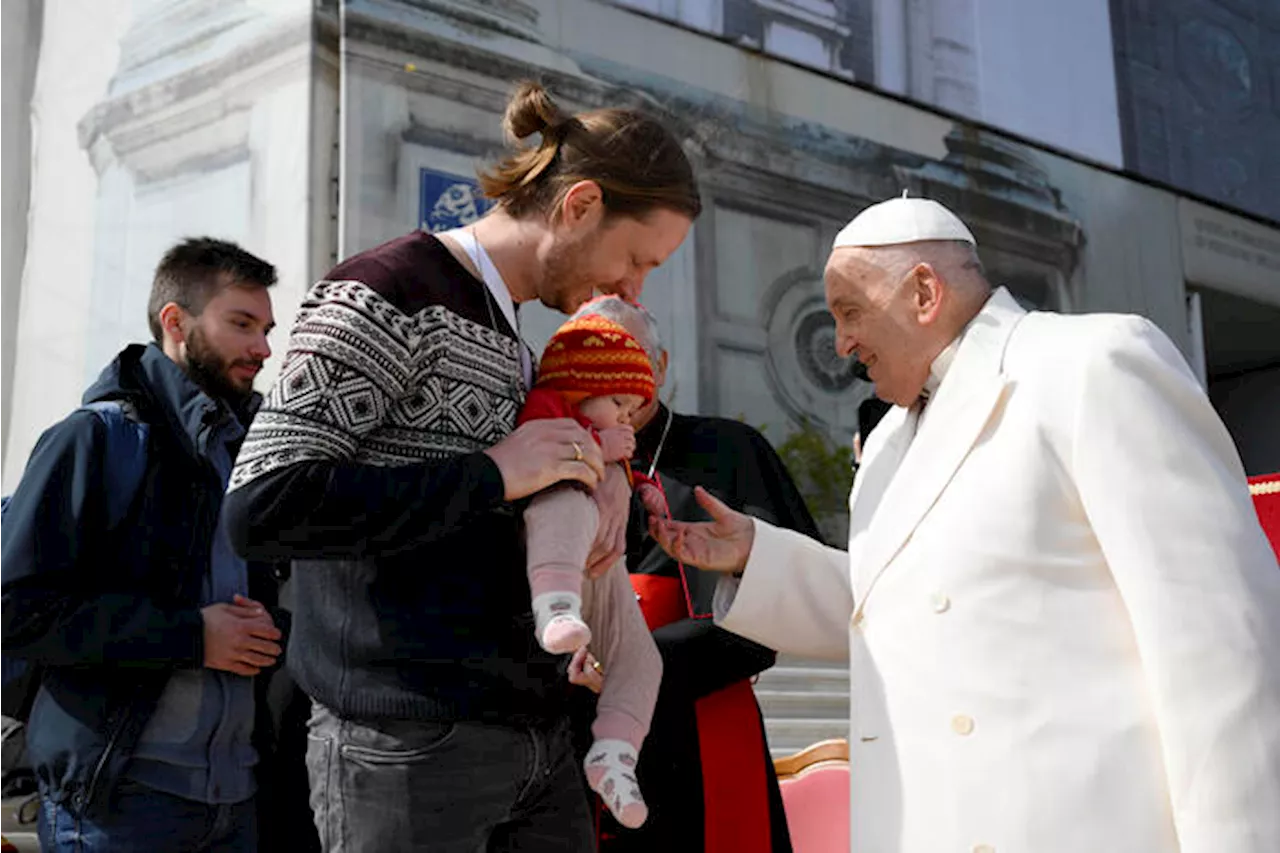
{"left": 762, "top": 269, "right": 870, "bottom": 434}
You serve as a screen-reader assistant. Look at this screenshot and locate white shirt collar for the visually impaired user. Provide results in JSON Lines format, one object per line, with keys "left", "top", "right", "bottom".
{"left": 922, "top": 290, "right": 997, "bottom": 399}
{"left": 923, "top": 337, "right": 959, "bottom": 398}
{"left": 439, "top": 227, "right": 531, "bottom": 389}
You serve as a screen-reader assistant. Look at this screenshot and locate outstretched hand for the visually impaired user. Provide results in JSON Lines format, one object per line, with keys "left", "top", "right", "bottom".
{"left": 648, "top": 486, "right": 754, "bottom": 574}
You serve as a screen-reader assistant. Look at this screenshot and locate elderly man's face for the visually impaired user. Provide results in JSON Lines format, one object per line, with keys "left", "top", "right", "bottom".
{"left": 824, "top": 247, "right": 935, "bottom": 406}
{"left": 616, "top": 310, "right": 666, "bottom": 428}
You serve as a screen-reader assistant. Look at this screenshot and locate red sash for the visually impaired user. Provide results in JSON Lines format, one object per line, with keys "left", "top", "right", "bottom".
{"left": 1250, "top": 473, "right": 1280, "bottom": 562}
{"left": 629, "top": 573, "right": 773, "bottom": 853}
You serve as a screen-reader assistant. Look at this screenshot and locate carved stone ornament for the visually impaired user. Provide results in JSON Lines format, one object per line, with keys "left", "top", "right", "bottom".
{"left": 762, "top": 268, "right": 868, "bottom": 434}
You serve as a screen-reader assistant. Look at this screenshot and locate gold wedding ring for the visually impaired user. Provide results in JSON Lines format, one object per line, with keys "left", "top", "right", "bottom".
{"left": 572, "top": 441, "right": 584, "bottom": 462}
{"left": 591, "top": 659, "right": 604, "bottom": 675}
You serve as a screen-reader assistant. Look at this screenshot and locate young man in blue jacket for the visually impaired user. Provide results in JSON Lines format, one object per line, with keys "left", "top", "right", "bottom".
{"left": 2, "top": 238, "right": 282, "bottom": 852}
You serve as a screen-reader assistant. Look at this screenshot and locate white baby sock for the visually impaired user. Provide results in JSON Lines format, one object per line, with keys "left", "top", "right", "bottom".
{"left": 584, "top": 738, "right": 648, "bottom": 829}
{"left": 531, "top": 591, "right": 592, "bottom": 654}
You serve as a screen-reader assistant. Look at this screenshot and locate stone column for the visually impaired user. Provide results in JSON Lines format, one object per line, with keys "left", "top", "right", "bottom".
{"left": 1, "top": 0, "right": 43, "bottom": 462}
{"left": 75, "top": 0, "right": 318, "bottom": 390}
{"left": 906, "top": 0, "right": 980, "bottom": 118}
{"left": 3, "top": 0, "right": 134, "bottom": 489}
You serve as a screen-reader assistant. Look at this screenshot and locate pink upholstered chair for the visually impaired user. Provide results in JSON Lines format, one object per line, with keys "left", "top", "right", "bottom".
{"left": 773, "top": 739, "right": 850, "bottom": 853}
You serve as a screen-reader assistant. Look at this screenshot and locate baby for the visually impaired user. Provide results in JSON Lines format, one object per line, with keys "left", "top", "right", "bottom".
{"left": 517, "top": 314, "right": 666, "bottom": 829}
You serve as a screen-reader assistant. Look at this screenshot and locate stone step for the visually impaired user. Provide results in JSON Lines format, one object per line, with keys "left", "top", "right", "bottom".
{"left": 754, "top": 665, "right": 850, "bottom": 694}
{"left": 1, "top": 794, "right": 40, "bottom": 853}
{"left": 755, "top": 659, "right": 851, "bottom": 758}
{"left": 754, "top": 688, "right": 849, "bottom": 719}
{"left": 0, "top": 829, "right": 37, "bottom": 850}
{"left": 764, "top": 717, "right": 850, "bottom": 757}
{"left": 775, "top": 654, "right": 846, "bottom": 668}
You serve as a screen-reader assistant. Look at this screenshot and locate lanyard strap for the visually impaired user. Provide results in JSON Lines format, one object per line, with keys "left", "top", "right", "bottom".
{"left": 444, "top": 228, "right": 532, "bottom": 389}
{"left": 648, "top": 470, "right": 711, "bottom": 620}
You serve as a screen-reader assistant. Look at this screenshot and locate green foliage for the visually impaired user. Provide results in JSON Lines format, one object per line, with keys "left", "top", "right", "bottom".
{"left": 773, "top": 418, "right": 854, "bottom": 525}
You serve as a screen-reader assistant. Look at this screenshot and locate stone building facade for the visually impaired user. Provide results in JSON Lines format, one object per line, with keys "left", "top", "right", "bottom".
{"left": 6, "top": 0, "right": 1278, "bottom": 489}
{"left": 5, "top": 0, "right": 1280, "bottom": 759}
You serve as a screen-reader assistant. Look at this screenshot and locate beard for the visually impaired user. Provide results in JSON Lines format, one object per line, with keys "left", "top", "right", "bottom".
{"left": 183, "top": 325, "right": 260, "bottom": 407}
{"left": 540, "top": 232, "right": 601, "bottom": 314}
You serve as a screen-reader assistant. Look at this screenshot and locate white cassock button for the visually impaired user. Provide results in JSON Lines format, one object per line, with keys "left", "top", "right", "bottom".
{"left": 931, "top": 593, "right": 951, "bottom": 613}
{"left": 972, "top": 846, "right": 995, "bottom": 853}
{"left": 951, "top": 715, "right": 975, "bottom": 736}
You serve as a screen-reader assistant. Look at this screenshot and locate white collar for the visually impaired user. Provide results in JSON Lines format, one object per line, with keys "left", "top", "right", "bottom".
{"left": 922, "top": 291, "right": 996, "bottom": 398}
{"left": 924, "top": 337, "right": 959, "bottom": 398}
{"left": 444, "top": 228, "right": 519, "bottom": 335}
{"left": 440, "top": 227, "right": 531, "bottom": 388}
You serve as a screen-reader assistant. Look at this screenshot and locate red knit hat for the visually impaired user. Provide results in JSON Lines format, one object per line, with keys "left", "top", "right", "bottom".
{"left": 535, "top": 315, "right": 655, "bottom": 405}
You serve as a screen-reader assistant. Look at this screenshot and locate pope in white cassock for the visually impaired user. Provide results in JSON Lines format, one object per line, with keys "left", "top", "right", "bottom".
{"left": 649, "top": 196, "right": 1280, "bottom": 853}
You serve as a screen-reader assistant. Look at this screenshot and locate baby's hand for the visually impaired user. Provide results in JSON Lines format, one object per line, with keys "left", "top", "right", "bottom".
{"left": 636, "top": 482, "right": 669, "bottom": 520}
{"left": 597, "top": 426, "right": 636, "bottom": 463}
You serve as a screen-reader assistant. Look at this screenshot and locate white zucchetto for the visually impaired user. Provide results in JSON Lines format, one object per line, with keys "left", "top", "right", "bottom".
{"left": 834, "top": 192, "right": 977, "bottom": 249}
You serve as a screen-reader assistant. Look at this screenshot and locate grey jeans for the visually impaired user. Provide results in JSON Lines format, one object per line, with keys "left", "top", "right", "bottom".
{"left": 305, "top": 703, "right": 594, "bottom": 852}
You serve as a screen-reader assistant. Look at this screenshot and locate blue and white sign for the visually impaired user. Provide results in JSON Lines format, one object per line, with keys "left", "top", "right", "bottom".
{"left": 419, "top": 167, "right": 495, "bottom": 232}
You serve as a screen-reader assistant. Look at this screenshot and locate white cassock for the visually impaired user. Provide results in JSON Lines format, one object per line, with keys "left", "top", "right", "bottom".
{"left": 716, "top": 286, "right": 1280, "bottom": 853}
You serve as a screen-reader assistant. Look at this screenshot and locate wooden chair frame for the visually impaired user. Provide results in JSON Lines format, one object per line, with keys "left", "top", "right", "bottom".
{"left": 773, "top": 738, "right": 850, "bottom": 780}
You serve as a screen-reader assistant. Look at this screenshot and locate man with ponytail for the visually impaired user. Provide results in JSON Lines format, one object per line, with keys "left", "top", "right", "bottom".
{"left": 224, "top": 81, "right": 699, "bottom": 852}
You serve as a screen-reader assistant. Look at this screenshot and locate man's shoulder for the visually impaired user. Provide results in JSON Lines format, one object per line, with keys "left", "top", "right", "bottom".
{"left": 678, "top": 413, "right": 776, "bottom": 456}
{"left": 34, "top": 408, "right": 105, "bottom": 456}
{"left": 314, "top": 231, "right": 498, "bottom": 331}
{"left": 1009, "top": 310, "right": 1167, "bottom": 376}
{"left": 681, "top": 411, "right": 761, "bottom": 437}
{"left": 328, "top": 228, "right": 424, "bottom": 264}
{"left": 324, "top": 231, "right": 450, "bottom": 305}
{"left": 6, "top": 409, "right": 121, "bottom": 518}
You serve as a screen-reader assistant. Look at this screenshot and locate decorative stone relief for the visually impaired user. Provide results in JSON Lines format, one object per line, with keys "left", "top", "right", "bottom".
{"left": 408, "top": 0, "right": 543, "bottom": 43}
{"left": 763, "top": 269, "right": 869, "bottom": 434}
{"left": 1111, "top": 0, "right": 1280, "bottom": 222}
{"left": 1178, "top": 18, "right": 1253, "bottom": 110}
{"left": 349, "top": 0, "right": 1087, "bottom": 459}
{"left": 895, "top": 126, "right": 1085, "bottom": 285}
{"left": 75, "top": 0, "right": 316, "bottom": 379}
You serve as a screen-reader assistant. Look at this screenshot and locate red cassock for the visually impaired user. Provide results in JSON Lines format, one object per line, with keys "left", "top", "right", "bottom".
{"left": 1249, "top": 473, "right": 1280, "bottom": 563}
{"left": 630, "top": 570, "right": 773, "bottom": 853}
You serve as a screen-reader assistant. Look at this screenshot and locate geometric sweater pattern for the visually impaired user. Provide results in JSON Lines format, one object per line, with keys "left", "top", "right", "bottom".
{"left": 229, "top": 278, "right": 523, "bottom": 492}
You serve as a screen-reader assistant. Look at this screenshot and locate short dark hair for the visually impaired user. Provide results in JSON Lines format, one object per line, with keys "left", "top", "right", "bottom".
{"left": 858, "top": 396, "right": 892, "bottom": 443}
{"left": 147, "top": 237, "right": 277, "bottom": 343}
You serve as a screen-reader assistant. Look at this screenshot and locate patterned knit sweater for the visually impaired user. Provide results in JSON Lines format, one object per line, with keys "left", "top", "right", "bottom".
{"left": 224, "top": 231, "right": 569, "bottom": 724}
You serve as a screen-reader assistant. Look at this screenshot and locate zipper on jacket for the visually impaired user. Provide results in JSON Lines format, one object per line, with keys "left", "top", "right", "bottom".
{"left": 76, "top": 712, "right": 128, "bottom": 813}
